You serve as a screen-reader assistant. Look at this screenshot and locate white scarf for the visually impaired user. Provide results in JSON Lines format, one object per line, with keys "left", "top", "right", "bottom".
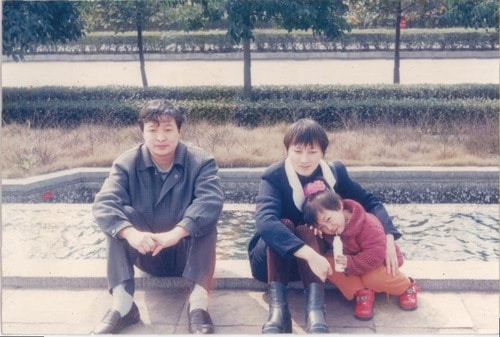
{"left": 284, "top": 157, "right": 337, "bottom": 210}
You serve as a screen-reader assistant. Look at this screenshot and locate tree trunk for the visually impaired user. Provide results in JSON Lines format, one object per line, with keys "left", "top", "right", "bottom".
{"left": 393, "top": 0, "right": 401, "bottom": 84}
{"left": 137, "top": 7, "right": 148, "bottom": 88}
{"left": 243, "top": 37, "right": 252, "bottom": 99}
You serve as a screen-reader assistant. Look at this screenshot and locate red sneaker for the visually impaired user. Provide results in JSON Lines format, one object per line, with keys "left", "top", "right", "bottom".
{"left": 354, "top": 289, "right": 375, "bottom": 320}
{"left": 399, "top": 278, "right": 419, "bottom": 311}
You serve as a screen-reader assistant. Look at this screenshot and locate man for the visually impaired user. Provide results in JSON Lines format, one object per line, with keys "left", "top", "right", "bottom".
{"left": 92, "top": 99, "right": 223, "bottom": 334}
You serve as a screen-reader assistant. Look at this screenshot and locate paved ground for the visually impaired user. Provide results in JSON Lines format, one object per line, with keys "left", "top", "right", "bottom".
{"left": 2, "top": 58, "right": 498, "bottom": 87}
{"left": 2, "top": 287, "right": 498, "bottom": 336}
{"left": 2, "top": 259, "right": 499, "bottom": 336}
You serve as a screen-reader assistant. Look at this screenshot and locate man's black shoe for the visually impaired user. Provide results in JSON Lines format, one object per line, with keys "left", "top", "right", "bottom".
{"left": 91, "top": 302, "right": 140, "bottom": 334}
{"left": 188, "top": 308, "right": 214, "bottom": 334}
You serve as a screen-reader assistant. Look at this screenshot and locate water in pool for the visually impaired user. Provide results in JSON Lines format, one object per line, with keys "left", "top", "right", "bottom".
{"left": 2, "top": 203, "right": 498, "bottom": 262}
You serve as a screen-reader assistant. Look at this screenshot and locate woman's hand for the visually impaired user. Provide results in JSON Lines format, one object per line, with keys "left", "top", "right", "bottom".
{"left": 385, "top": 234, "right": 399, "bottom": 276}
{"left": 308, "top": 225, "right": 324, "bottom": 239}
{"left": 294, "top": 245, "right": 332, "bottom": 282}
{"left": 308, "top": 254, "right": 332, "bottom": 282}
{"left": 119, "top": 227, "right": 157, "bottom": 255}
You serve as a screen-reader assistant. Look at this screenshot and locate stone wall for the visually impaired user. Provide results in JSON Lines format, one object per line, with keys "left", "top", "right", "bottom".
{"left": 2, "top": 167, "right": 498, "bottom": 204}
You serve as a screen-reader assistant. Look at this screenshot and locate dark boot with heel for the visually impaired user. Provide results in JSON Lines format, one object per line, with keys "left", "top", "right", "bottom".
{"left": 262, "top": 282, "right": 292, "bottom": 334}
{"left": 305, "top": 283, "right": 328, "bottom": 333}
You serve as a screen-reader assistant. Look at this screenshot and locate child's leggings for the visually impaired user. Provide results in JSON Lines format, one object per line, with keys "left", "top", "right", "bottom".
{"left": 325, "top": 255, "right": 410, "bottom": 300}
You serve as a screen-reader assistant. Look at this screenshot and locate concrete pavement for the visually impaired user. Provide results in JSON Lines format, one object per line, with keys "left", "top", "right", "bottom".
{"left": 2, "top": 58, "right": 498, "bottom": 88}
{"left": 3, "top": 287, "right": 498, "bottom": 335}
{"left": 2, "top": 259, "right": 499, "bottom": 336}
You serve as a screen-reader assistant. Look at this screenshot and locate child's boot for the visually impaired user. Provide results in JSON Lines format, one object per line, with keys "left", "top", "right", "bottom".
{"left": 354, "top": 289, "right": 375, "bottom": 320}
{"left": 399, "top": 278, "right": 419, "bottom": 311}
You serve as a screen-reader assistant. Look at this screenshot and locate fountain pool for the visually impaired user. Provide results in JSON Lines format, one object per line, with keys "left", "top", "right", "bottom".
{"left": 2, "top": 203, "right": 498, "bottom": 262}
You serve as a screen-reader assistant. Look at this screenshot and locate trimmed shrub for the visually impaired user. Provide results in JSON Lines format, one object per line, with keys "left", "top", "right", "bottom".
{"left": 2, "top": 85, "right": 498, "bottom": 131}
{"left": 27, "top": 29, "right": 499, "bottom": 55}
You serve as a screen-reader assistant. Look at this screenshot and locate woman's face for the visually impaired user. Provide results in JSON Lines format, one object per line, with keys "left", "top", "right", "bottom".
{"left": 287, "top": 142, "right": 324, "bottom": 177}
{"left": 315, "top": 207, "right": 345, "bottom": 235}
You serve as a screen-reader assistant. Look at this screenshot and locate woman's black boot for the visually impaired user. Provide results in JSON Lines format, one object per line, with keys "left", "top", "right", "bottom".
{"left": 262, "top": 282, "right": 292, "bottom": 333}
{"left": 305, "top": 283, "right": 329, "bottom": 333}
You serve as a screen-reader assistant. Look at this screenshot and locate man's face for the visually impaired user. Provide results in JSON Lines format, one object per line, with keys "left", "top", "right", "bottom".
{"left": 143, "top": 116, "right": 180, "bottom": 165}
{"left": 287, "top": 142, "right": 324, "bottom": 177}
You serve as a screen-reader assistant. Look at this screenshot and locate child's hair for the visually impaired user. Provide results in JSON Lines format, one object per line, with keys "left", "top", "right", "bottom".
{"left": 283, "top": 118, "right": 329, "bottom": 154}
{"left": 138, "top": 99, "right": 185, "bottom": 131}
{"left": 303, "top": 178, "right": 343, "bottom": 227}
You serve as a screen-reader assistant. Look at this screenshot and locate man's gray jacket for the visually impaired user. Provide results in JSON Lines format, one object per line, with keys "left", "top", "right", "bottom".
{"left": 93, "top": 141, "right": 224, "bottom": 239}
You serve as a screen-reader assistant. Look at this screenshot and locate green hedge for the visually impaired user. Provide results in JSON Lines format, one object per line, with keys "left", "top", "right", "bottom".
{"left": 4, "top": 84, "right": 497, "bottom": 101}
{"left": 2, "top": 84, "right": 498, "bottom": 130}
{"left": 231, "top": 98, "right": 498, "bottom": 128}
{"left": 2, "top": 99, "right": 140, "bottom": 127}
{"left": 29, "top": 28, "right": 499, "bottom": 55}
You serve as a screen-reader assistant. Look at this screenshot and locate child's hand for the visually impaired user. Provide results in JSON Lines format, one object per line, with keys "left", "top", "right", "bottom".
{"left": 308, "top": 225, "right": 324, "bottom": 238}
{"left": 335, "top": 254, "right": 347, "bottom": 269}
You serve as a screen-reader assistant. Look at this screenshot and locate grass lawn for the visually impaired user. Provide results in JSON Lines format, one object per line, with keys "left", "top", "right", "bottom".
{"left": 2, "top": 121, "right": 498, "bottom": 179}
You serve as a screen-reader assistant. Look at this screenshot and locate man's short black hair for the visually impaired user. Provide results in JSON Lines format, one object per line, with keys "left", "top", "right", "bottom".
{"left": 138, "top": 99, "right": 185, "bottom": 131}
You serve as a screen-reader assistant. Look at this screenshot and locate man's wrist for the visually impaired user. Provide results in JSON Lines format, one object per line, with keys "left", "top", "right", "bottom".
{"left": 173, "top": 226, "right": 190, "bottom": 239}
{"left": 117, "top": 226, "right": 134, "bottom": 239}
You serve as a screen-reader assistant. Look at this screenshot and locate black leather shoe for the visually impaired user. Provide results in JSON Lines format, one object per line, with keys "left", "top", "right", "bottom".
{"left": 188, "top": 307, "right": 214, "bottom": 334}
{"left": 91, "top": 302, "right": 140, "bottom": 334}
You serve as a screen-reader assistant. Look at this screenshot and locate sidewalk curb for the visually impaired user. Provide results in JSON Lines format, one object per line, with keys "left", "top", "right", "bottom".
{"left": 3, "top": 259, "right": 498, "bottom": 292}
{"left": 3, "top": 50, "right": 498, "bottom": 62}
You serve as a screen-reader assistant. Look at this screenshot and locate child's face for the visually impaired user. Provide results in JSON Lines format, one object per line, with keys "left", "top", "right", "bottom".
{"left": 287, "top": 142, "right": 324, "bottom": 177}
{"left": 315, "top": 207, "right": 345, "bottom": 235}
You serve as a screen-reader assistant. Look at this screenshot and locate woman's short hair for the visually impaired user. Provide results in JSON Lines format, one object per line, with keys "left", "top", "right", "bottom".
{"left": 138, "top": 99, "right": 185, "bottom": 131}
{"left": 283, "top": 118, "right": 329, "bottom": 154}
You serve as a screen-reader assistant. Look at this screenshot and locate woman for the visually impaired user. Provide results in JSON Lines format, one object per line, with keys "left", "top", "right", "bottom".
{"left": 248, "top": 118, "right": 402, "bottom": 333}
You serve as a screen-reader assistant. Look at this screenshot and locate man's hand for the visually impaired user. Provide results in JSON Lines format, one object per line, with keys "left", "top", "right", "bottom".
{"left": 118, "top": 227, "right": 157, "bottom": 255}
{"left": 151, "top": 226, "right": 190, "bottom": 256}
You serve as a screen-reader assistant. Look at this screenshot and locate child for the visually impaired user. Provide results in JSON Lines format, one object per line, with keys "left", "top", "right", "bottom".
{"left": 302, "top": 178, "right": 419, "bottom": 320}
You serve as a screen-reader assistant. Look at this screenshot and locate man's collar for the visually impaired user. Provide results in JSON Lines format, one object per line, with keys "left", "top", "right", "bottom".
{"left": 138, "top": 141, "right": 187, "bottom": 171}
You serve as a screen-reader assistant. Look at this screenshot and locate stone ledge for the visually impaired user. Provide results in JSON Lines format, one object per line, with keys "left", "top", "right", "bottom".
{"left": 3, "top": 167, "right": 498, "bottom": 204}
{"left": 2, "top": 50, "right": 498, "bottom": 63}
{"left": 2, "top": 259, "right": 498, "bottom": 292}
{"left": 5, "top": 166, "right": 498, "bottom": 186}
